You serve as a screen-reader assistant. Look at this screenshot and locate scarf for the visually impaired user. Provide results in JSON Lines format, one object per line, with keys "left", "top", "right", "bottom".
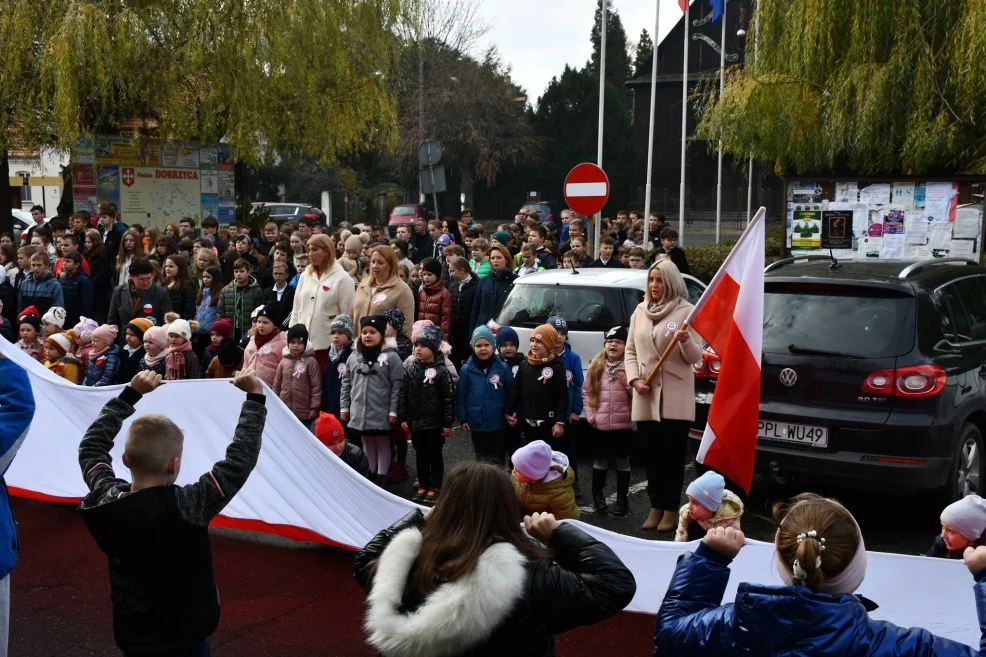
{"left": 328, "top": 343, "right": 341, "bottom": 361}
{"left": 143, "top": 347, "right": 169, "bottom": 369}
{"left": 165, "top": 340, "right": 192, "bottom": 380}
{"left": 526, "top": 349, "right": 555, "bottom": 366}
{"left": 359, "top": 343, "right": 383, "bottom": 366}
{"left": 127, "top": 282, "right": 143, "bottom": 316}
{"left": 473, "top": 355, "right": 493, "bottom": 371}
{"left": 89, "top": 341, "right": 111, "bottom": 359}
{"left": 252, "top": 329, "right": 278, "bottom": 351}
{"left": 605, "top": 358, "right": 624, "bottom": 376}
{"left": 644, "top": 296, "right": 681, "bottom": 324}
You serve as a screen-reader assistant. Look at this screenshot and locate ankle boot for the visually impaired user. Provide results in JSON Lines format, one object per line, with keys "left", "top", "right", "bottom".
{"left": 591, "top": 469, "right": 608, "bottom": 515}
{"left": 657, "top": 509, "right": 677, "bottom": 532}
{"left": 642, "top": 507, "right": 662, "bottom": 530}
{"left": 613, "top": 471, "right": 630, "bottom": 517}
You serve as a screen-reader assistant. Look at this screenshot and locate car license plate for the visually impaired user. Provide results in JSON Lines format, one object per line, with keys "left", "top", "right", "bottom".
{"left": 758, "top": 419, "right": 828, "bottom": 448}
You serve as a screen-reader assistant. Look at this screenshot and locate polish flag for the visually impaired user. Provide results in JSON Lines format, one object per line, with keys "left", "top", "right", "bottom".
{"left": 687, "top": 207, "right": 766, "bottom": 493}
{"left": 679, "top": 0, "right": 688, "bottom": 12}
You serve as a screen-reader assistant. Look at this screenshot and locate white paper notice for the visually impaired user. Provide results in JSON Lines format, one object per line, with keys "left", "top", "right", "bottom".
{"left": 892, "top": 182, "right": 916, "bottom": 209}
{"left": 881, "top": 234, "right": 906, "bottom": 259}
{"left": 924, "top": 182, "right": 955, "bottom": 223}
{"left": 950, "top": 239, "right": 975, "bottom": 259}
{"left": 907, "top": 244, "right": 932, "bottom": 259}
{"left": 953, "top": 206, "right": 983, "bottom": 239}
{"left": 928, "top": 222, "right": 952, "bottom": 250}
{"left": 836, "top": 182, "right": 858, "bottom": 203}
{"left": 905, "top": 212, "right": 928, "bottom": 245}
{"left": 860, "top": 235, "right": 882, "bottom": 259}
{"left": 859, "top": 184, "right": 891, "bottom": 205}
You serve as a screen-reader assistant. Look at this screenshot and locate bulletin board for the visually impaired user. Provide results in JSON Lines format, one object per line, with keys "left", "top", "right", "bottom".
{"left": 783, "top": 177, "right": 986, "bottom": 262}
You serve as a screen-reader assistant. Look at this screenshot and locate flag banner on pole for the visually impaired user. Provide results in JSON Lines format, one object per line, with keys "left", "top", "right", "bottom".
{"left": 688, "top": 207, "right": 765, "bottom": 493}
{"left": 711, "top": 0, "right": 725, "bottom": 23}
{"left": 0, "top": 336, "right": 981, "bottom": 647}
{"left": 679, "top": 0, "right": 688, "bottom": 13}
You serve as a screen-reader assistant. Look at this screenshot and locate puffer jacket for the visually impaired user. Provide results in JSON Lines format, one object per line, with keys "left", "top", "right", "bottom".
{"left": 582, "top": 359, "right": 632, "bottom": 431}
{"left": 83, "top": 345, "right": 121, "bottom": 387}
{"left": 559, "top": 342, "right": 584, "bottom": 417}
{"left": 216, "top": 278, "right": 265, "bottom": 338}
{"left": 273, "top": 346, "right": 322, "bottom": 422}
{"left": 674, "top": 489, "right": 744, "bottom": 542}
{"left": 654, "top": 542, "right": 986, "bottom": 656}
{"left": 512, "top": 456, "right": 581, "bottom": 520}
{"left": 17, "top": 271, "right": 64, "bottom": 317}
{"left": 470, "top": 268, "right": 517, "bottom": 330}
{"left": 340, "top": 348, "right": 404, "bottom": 432}
{"left": 457, "top": 355, "right": 513, "bottom": 432}
{"left": 45, "top": 354, "right": 83, "bottom": 384}
{"left": 397, "top": 359, "right": 455, "bottom": 432}
{"left": 321, "top": 341, "right": 354, "bottom": 416}
{"left": 241, "top": 331, "right": 287, "bottom": 387}
{"left": 194, "top": 289, "right": 218, "bottom": 335}
{"left": 416, "top": 281, "right": 452, "bottom": 338}
{"left": 355, "top": 510, "right": 636, "bottom": 657}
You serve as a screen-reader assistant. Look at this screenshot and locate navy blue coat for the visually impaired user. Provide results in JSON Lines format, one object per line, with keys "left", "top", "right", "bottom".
{"left": 83, "top": 345, "right": 121, "bottom": 387}
{"left": 457, "top": 355, "right": 513, "bottom": 432}
{"left": 0, "top": 360, "right": 35, "bottom": 579}
{"left": 654, "top": 542, "right": 986, "bottom": 657}
{"left": 470, "top": 268, "right": 517, "bottom": 331}
{"left": 321, "top": 341, "right": 354, "bottom": 416}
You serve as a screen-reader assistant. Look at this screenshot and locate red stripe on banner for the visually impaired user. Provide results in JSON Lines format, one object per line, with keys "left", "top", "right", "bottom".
{"left": 8, "top": 487, "right": 360, "bottom": 552}
{"left": 701, "top": 327, "right": 760, "bottom": 493}
{"left": 690, "top": 274, "right": 740, "bottom": 355}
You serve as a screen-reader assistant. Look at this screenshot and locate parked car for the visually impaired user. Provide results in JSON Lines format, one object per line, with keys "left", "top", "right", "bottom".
{"left": 515, "top": 201, "right": 564, "bottom": 230}
{"left": 388, "top": 203, "right": 433, "bottom": 226}
{"left": 12, "top": 209, "right": 35, "bottom": 245}
{"left": 488, "top": 268, "right": 706, "bottom": 381}
{"left": 691, "top": 255, "right": 986, "bottom": 501}
{"left": 251, "top": 202, "right": 325, "bottom": 224}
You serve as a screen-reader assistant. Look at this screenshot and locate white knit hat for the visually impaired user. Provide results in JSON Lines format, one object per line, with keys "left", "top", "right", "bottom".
{"left": 167, "top": 318, "right": 192, "bottom": 340}
{"left": 941, "top": 495, "right": 986, "bottom": 541}
{"left": 45, "top": 333, "right": 72, "bottom": 355}
{"left": 42, "top": 306, "right": 66, "bottom": 328}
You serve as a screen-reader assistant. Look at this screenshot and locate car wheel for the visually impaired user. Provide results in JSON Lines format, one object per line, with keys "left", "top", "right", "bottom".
{"left": 946, "top": 423, "right": 984, "bottom": 502}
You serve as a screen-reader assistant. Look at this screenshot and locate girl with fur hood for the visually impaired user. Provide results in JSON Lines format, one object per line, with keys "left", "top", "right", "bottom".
{"left": 355, "top": 462, "right": 636, "bottom": 657}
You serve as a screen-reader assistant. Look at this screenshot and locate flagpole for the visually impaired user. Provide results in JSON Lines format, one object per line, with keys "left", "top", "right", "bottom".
{"left": 715, "top": 0, "right": 726, "bottom": 244}
{"left": 594, "top": 0, "right": 607, "bottom": 260}
{"left": 678, "top": 0, "right": 689, "bottom": 246}
{"left": 641, "top": 0, "right": 661, "bottom": 249}
{"left": 745, "top": 1, "right": 758, "bottom": 227}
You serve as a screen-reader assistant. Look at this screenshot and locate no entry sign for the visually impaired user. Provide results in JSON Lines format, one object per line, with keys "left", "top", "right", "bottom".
{"left": 564, "top": 163, "right": 610, "bottom": 216}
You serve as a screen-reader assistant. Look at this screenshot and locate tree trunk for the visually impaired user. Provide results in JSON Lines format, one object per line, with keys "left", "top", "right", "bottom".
{"left": 0, "top": 151, "right": 12, "bottom": 235}
{"left": 459, "top": 169, "right": 474, "bottom": 215}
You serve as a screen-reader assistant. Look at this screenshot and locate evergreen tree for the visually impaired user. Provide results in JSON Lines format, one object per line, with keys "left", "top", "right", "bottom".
{"left": 633, "top": 29, "right": 654, "bottom": 78}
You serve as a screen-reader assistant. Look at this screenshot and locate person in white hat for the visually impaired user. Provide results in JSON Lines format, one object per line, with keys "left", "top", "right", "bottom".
{"left": 41, "top": 306, "right": 66, "bottom": 341}
{"left": 165, "top": 317, "right": 201, "bottom": 380}
{"left": 930, "top": 494, "right": 986, "bottom": 559}
{"left": 43, "top": 332, "right": 83, "bottom": 384}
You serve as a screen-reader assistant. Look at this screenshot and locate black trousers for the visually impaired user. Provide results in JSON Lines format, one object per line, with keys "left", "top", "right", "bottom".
{"left": 521, "top": 421, "right": 578, "bottom": 478}
{"left": 639, "top": 419, "right": 690, "bottom": 511}
{"left": 591, "top": 428, "right": 634, "bottom": 463}
{"left": 471, "top": 429, "right": 506, "bottom": 466}
{"left": 411, "top": 429, "right": 445, "bottom": 490}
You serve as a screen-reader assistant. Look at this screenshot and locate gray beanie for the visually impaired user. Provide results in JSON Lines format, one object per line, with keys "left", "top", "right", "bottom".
{"left": 330, "top": 314, "right": 355, "bottom": 339}
{"left": 941, "top": 495, "right": 986, "bottom": 541}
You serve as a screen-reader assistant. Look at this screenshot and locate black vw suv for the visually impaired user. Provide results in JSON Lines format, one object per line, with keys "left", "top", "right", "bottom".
{"left": 691, "top": 256, "right": 986, "bottom": 501}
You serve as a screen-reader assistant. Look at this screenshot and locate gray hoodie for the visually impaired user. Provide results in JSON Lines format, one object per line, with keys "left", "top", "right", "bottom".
{"left": 340, "top": 347, "right": 404, "bottom": 432}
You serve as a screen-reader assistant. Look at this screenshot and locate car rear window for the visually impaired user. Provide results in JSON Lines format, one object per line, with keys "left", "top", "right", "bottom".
{"left": 393, "top": 206, "right": 416, "bottom": 216}
{"left": 494, "top": 284, "right": 624, "bottom": 332}
{"left": 270, "top": 205, "right": 297, "bottom": 216}
{"left": 763, "top": 284, "right": 914, "bottom": 358}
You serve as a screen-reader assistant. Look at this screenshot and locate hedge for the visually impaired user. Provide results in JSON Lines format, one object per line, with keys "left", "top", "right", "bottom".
{"left": 684, "top": 225, "right": 785, "bottom": 283}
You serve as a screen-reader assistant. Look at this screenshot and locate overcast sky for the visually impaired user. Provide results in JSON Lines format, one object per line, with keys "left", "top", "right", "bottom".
{"left": 477, "top": 1, "right": 688, "bottom": 107}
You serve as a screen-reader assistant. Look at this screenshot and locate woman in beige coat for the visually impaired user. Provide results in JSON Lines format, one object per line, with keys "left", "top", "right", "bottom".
{"left": 349, "top": 245, "right": 415, "bottom": 338}
{"left": 625, "top": 259, "right": 703, "bottom": 532}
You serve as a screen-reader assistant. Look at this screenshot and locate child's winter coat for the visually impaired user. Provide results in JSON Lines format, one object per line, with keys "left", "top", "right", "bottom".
{"left": 241, "top": 331, "right": 287, "bottom": 387}
{"left": 559, "top": 342, "right": 584, "bottom": 418}
{"left": 17, "top": 271, "right": 64, "bottom": 318}
{"left": 398, "top": 359, "right": 455, "bottom": 432}
{"left": 505, "top": 358, "right": 567, "bottom": 425}
{"left": 582, "top": 359, "right": 632, "bottom": 431}
{"left": 15, "top": 340, "right": 44, "bottom": 364}
{"left": 511, "top": 452, "right": 581, "bottom": 520}
{"left": 340, "top": 347, "right": 403, "bottom": 432}
{"left": 273, "top": 346, "right": 323, "bottom": 423}
{"left": 45, "top": 354, "right": 83, "bottom": 384}
{"left": 115, "top": 346, "right": 146, "bottom": 385}
{"left": 673, "top": 490, "right": 744, "bottom": 542}
{"left": 416, "top": 281, "right": 452, "bottom": 338}
{"left": 83, "top": 345, "right": 121, "bottom": 386}
{"left": 456, "top": 354, "right": 513, "bottom": 432}
{"left": 321, "top": 341, "right": 354, "bottom": 416}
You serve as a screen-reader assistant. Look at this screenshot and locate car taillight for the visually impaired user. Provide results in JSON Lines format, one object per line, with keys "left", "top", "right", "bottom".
{"left": 861, "top": 365, "right": 946, "bottom": 398}
{"left": 694, "top": 351, "right": 720, "bottom": 379}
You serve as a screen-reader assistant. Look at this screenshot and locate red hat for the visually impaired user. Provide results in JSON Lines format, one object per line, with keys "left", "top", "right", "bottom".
{"left": 314, "top": 412, "right": 345, "bottom": 447}
{"left": 210, "top": 318, "right": 233, "bottom": 339}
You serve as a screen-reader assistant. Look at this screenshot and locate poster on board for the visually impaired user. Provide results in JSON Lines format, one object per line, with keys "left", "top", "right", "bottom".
{"left": 791, "top": 210, "right": 822, "bottom": 249}
{"left": 821, "top": 210, "right": 853, "bottom": 249}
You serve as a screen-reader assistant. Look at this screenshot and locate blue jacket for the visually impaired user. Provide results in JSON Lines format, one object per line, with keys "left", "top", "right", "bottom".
{"left": 0, "top": 359, "right": 36, "bottom": 579}
{"left": 654, "top": 542, "right": 986, "bottom": 657}
{"left": 17, "top": 271, "right": 64, "bottom": 317}
{"left": 559, "top": 342, "right": 584, "bottom": 416}
{"left": 457, "top": 355, "right": 514, "bottom": 432}
{"left": 194, "top": 289, "right": 218, "bottom": 335}
{"left": 59, "top": 270, "right": 93, "bottom": 328}
{"left": 321, "top": 341, "right": 354, "bottom": 416}
{"left": 83, "top": 345, "right": 121, "bottom": 387}
{"left": 470, "top": 268, "right": 517, "bottom": 332}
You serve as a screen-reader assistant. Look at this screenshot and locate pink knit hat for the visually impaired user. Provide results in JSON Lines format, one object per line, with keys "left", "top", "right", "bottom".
{"left": 512, "top": 440, "right": 553, "bottom": 481}
{"left": 143, "top": 326, "right": 169, "bottom": 350}
{"left": 91, "top": 324, "right": 118, "bottom": 345}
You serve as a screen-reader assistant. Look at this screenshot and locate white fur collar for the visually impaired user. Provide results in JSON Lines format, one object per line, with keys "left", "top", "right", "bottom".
{"left": 365, "top": 528, "right": 529, "bottom": 657}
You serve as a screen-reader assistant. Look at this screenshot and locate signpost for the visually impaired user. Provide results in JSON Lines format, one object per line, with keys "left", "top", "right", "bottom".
{"left": 564, "top": 163, "right": 610, "bottom": 217}
{"left": 418, "top": 139, "right": 445, "bottom": 221}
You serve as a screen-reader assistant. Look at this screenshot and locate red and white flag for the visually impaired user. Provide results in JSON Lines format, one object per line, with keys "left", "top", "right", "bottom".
{"left": 678, "top": 0, "right": 689, "bottom": 12}
{"left": 687, "top": 207, "right": 765, "bottom": 493}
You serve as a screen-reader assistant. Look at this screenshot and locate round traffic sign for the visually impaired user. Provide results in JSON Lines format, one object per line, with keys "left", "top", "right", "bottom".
{"left": 417, "top": 140, "right": 442, "bottom": 167}
{"left": 564, "top": 163, "right": 610, "bottom": 216}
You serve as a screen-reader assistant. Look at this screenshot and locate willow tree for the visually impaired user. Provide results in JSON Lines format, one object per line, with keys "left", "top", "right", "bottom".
{"left": 696, "top": 0, "right": 986, "bottom": 175}
{"left": 0, "top": 0, "right": 405, "bottom": 230}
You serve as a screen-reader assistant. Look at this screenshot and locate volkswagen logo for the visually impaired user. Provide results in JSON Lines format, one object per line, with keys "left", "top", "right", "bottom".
{"left": 779, "top": 368, "right": 798, "bottom": 387}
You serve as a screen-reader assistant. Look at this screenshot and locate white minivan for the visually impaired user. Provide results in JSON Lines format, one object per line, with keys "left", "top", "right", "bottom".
{"left": 487, "top": 268, "right": 707, "bottom": 380}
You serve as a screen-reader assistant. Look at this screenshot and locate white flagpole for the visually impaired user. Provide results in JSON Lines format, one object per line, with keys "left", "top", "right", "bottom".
{"left": 594, "top": 0, "right": 607, "bottom": 260}
{"left": 745, "top": 4, "right": 758, "bottom": 227}
{"left": 715, "top": 0, "right": 726, "bottom": 244}
{"left": 678, "top": 1, "right": 689, "bottom": 246}
{"left": 642, "top": 0, "right": 661, "bottom": 249}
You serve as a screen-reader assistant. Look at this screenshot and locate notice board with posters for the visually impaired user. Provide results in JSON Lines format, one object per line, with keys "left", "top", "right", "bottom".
{"left": 783, "top": 178, "right": 986, "bottom": 262}
{"left": 72, "top": 136, "right": 235, "bottom": 228}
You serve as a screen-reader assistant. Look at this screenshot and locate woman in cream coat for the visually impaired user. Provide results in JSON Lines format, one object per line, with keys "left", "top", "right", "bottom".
{"left": 290, "top": 234, "right": 356, "bottom": 369}
{"left": 625, "top": 259, "right": 703, "bottom": 532}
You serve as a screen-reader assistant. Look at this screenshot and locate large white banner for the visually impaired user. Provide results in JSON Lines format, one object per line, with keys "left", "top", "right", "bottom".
{"left": 0, "top": 338, "right": 980, "bottom": 648}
